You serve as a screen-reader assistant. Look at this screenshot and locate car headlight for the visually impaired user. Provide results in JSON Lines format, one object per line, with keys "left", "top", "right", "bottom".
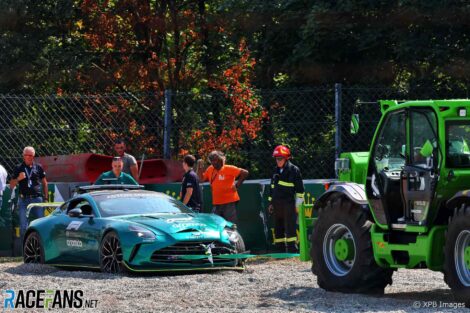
{"left": 128, "top": 225, "right": 156, "bottom": 240}
{"left": 224, "top": 227, "right": 240, "bottom": 243}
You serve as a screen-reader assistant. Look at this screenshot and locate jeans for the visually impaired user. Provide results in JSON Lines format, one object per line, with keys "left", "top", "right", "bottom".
{"left": 212, "top": 201, "right": 238, "bottom": 224}
{"left": 18, "top": 197, "right": 43, "bottom": 239}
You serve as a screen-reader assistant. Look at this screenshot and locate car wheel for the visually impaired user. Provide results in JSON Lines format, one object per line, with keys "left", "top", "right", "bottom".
{"left": 23, "top": 232, "right": 45, "bottom": 264}
{"left": 311, "top": 196, "right": 393, "bottom": 293}
{"left": 444, "top": 206, "right": 470, "bottom": 306}
{"left": 100, "top": 231, "right": 126, "bottom": 274}
{"left": 233, "top": 231, "right": 246, "bottom": 266}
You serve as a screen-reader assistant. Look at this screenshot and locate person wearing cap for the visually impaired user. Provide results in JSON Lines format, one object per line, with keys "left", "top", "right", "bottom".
{"left": 9, "top": 146, "right": 49, "bottom": 239}
{"left": 196, "top": 151, "right": 248, "bottom": 224}
{"left": 267, "top": 145, "right": 305, "bottom": 253}
{"left": 94, "top": 157, "right": 138, "bottom": 185}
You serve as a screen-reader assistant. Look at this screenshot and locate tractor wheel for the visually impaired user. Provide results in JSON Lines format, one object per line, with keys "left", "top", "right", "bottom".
{"left": 310, "top": 196, "right": 393, "bottom": 293}
{"left": 444, "top": 206, "right": 470, "bottom": 306}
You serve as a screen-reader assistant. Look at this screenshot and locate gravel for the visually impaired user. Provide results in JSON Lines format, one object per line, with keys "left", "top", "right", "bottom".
{"left": 0, "top": 258, "right": 467, "bottom": 313}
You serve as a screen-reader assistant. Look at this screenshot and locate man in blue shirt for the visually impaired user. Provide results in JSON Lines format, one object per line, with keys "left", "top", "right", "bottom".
{"left": 180, "top": 155, "right": 202, "bottom": 212}
{"left": 95, "top": 157, "right": 138, "bottom": 185}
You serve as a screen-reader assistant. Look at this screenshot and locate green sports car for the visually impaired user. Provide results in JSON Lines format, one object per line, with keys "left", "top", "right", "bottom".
{"left": 23, "top": 185, "right": 245, "bottom": 273}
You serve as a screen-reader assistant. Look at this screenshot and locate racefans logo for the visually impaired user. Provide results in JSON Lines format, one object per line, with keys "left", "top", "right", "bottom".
{"left": 2, "top": 289, "right": 98, "bottom": 310}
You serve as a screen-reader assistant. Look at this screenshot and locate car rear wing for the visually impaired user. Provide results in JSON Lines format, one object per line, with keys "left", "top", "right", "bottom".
{"left": 26, "top": 202, "right": 63, "bottom": 218}
{"left": 75, "top": 184, "right": 145, "bottom": 194}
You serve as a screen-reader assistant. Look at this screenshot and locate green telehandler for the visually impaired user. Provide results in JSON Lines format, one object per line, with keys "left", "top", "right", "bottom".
{"left": 299, "top": 99, "right": 470, "bottom": 305}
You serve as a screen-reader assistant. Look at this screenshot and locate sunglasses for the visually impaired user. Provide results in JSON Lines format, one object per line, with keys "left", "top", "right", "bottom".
{"left": 275, "top": 157, "right": 285, "bottom": 161}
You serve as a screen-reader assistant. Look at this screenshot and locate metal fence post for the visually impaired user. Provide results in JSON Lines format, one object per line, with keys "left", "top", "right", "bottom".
{"left": 335, "top": 83, "right": 342, "bottom": 163}
{"left": 163, "top": 89, "right": 172, "bottom": 159}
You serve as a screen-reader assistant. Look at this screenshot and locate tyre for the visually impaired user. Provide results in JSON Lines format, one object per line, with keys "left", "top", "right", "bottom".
{"left": 23, "top": 232, "right": 45, "bottom": 264}
{"left": 233, "top": 231, "right": 246, "bottom": 266}
{"left": 310, "top": 196, "right": 393, "bottom": 293}
{"left": 100, "top": 231, "right": 126, "bottom": 274}
{"left": 444, "top": 206, "right": 470, "bottom": 306}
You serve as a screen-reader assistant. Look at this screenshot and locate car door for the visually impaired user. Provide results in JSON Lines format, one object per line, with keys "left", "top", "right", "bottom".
{"left": 57, "top": 198, "right": 102, "bottom": 265}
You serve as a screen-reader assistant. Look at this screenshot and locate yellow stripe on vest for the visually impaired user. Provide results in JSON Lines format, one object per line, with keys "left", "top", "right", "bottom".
{"left": 278, "top": 180, "right": 294, "bottom": 187}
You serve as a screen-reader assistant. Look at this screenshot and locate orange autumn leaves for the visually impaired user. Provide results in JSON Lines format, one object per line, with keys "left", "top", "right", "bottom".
{"left": 78, "top": 1, "right": 265, "bottom": 158}
{"left": 181, "top": 40, "right": 267, "bottom": 158}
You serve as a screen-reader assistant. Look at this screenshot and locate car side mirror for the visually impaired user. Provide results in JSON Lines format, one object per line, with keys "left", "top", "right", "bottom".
{"left": 350, "top": 114, "right": 359, "bottom": 135}
{"left": 68, "top": 208, "right": 83, "bottom": 218}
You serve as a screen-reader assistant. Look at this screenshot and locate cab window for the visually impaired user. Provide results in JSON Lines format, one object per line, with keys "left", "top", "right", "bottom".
{"left": 410, "top": 109, "right": 438, "bottom": 167}
{"left": 373, "top": 111, "right": 406, "bottom": 171}
{"left": 447, "top": 121, "right": 470, "bottom": 168}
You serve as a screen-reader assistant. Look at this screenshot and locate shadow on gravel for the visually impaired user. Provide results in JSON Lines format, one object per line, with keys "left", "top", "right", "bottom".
{"left": 263, "top": 286, "right": 462, "bottom": 312}
{"left": 4, "top": 264, "right": 124, "bottom": 280}
{"left": 3, "top": 263, "right": 239, "bottom": 280}
{"left": 384, "top": 288, "right": 454, "bottom": 302}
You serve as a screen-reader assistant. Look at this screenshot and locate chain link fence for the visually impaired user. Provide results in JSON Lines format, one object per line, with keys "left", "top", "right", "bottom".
{"left": 0, "top": 86, "right": 469, "bottom": 180}
{"left": 0, "top": 93, "right": 165, "bottom": 174}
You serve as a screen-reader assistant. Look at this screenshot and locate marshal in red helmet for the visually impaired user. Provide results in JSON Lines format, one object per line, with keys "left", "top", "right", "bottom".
{"left": 272, "top": 145, "right": 291, "bottom": 159}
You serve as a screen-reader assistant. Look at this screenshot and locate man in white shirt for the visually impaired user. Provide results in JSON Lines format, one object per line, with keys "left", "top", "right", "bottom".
{"left": 0, "top": 164, "right": 7, "bottom": 210}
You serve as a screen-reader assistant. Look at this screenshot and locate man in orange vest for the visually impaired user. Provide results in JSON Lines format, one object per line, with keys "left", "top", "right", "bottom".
{"left": 197, "top": 151, "right": 248, "bottom": 224}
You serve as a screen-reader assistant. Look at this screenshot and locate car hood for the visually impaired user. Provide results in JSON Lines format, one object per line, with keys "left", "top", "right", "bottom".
{"left": 110, "top": 213, "right": 227, "bottom": 235}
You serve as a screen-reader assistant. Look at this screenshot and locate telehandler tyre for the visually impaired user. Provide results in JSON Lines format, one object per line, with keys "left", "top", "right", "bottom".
{"left": 311, "top": 196, "right": 393, "bottom": 293}
{"left": 444, "top": 206, "right": 470, "bottom": 306}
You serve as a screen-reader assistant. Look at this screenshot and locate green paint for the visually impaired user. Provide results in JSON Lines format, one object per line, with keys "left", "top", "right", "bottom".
{"left": 334, "top": 239, "right": 354, "bottom": 261}
{"left": 420, "top": 139, "right": 433, "bottom": 157}
{"left": 465, "top": 246, "right": 470, "bottom": 270}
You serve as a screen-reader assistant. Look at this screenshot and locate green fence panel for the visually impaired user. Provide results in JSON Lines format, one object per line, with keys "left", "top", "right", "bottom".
{"left": 0, "top": 188, "right": 13, "bottom": 256}
{"left": 1, "top": 183, "right": 56, "bottom": 256}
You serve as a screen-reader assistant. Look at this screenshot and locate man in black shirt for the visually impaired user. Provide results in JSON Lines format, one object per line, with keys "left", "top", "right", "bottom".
{"left": 180, "top": 155, "right": 202, "bottom": 212}
{"left": 10, "top": 146, "right": 48, "bottom": 239}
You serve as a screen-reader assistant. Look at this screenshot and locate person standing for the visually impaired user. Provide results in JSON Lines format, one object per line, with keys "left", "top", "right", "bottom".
{"left": 9, "top": 147, "right": 48, "bottom": 239}
{"left": 94, "top": 157, "right": 138, "bottom": 185}
{"left": 197, "top": 151, "right": 248, "bottom": 224}
{"left": 0, "top": 163, "right": 7, "bottom": 210}
{"left": 113, "top": 139, "right": 139, "bottom": 181}
{"left": 267, "top": 145, "right": 305, "bottom": 253}
{"left": 180, "top": 155, "right": 202, "bottom": 212}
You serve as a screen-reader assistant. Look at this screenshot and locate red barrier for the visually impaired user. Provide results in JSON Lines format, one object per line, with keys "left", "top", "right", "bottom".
{"left": 36, "top": 153, "right": 184, "bottom": 184}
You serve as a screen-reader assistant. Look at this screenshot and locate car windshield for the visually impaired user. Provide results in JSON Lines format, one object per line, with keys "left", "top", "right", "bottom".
{"left": 93, "top": 192, "right": 193, "bottom": 217}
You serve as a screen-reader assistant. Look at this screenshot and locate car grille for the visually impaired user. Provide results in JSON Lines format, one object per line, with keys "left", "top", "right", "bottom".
{"left": 151, "top": 241, "right": 235, "bottom": 264}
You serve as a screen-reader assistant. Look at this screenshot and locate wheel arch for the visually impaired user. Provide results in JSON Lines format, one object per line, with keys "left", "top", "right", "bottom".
{"left": 23, "top": 227, "right": 42, "bottom": 247}
{"left": 446, "top": 191, "right": 470, "bottom": 214}
{"left": 313, "top": 183, "right": 369, "bottom": 214}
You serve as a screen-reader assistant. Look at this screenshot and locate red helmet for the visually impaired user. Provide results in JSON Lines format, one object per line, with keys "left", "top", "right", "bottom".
{"left": 273, "top": 145, "right": 291, "bottom": 158}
